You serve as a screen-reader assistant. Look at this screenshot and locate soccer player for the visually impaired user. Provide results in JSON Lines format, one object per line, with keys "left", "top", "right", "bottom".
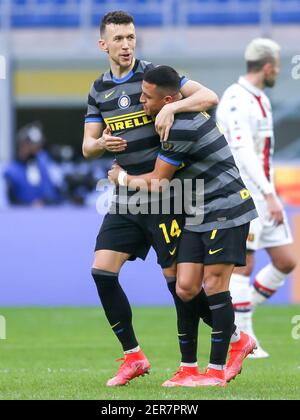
{"left": 217, "top": 38, "right": 297, "bottom": 358}
{"left": 108, "top": 65, "right": 258, "bottom": 387}
{"left": 82, "top": 11, "right": 218, "bottom": 386}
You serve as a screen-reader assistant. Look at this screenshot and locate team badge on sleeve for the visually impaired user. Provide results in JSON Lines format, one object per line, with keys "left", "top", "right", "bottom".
{"left": 161, "top": 142, "right": 174, "bottom": 151}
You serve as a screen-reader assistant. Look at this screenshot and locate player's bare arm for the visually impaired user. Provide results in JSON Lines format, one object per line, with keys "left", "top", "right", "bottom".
{"left": 156, "top": 80, "right": 219, "bottom": 141}
{"left": 108, "top": 158, "right": 177, "bottom": 191}
{"left": 83, "top": 123, "right": 127, "bottom": 159}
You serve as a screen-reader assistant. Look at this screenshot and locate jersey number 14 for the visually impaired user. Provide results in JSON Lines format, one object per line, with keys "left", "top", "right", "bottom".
{"left": 159, "top": 220, "right": 182, "bottom": 244}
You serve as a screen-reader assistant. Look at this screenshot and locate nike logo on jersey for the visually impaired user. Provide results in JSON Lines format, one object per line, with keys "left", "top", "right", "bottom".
{"left": 169, "top": 247, "right": 177, "bottom": 256}
{"left": 105, "top": 90, "right": 116, "bottom": 99}
{"left": 209, "top": 248, "right": 223, "bottom": 255}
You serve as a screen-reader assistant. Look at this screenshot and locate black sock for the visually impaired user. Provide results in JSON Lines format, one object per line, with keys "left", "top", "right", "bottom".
{"left": 166, "top": 277, "right": 199, "bottom": 364}
{"left": 173, "top": 288, "right": 213, "bottom": 330}
{"left": 189, "top": 289, "right": 213, "bottom": 328}
{"left": 184, "top": 289, "right": 237, "bottom": 339}
{"left": 184, "top": 290, "right": 239, "bottom": 337}
{"left": 207, "top": 291, "right": 235, "bottom": 367}
{"left": 92, "top": 268, "right": 138, "bottom": 352}
{"left": 197, "top": 289, "right": 237, "bottom": 338}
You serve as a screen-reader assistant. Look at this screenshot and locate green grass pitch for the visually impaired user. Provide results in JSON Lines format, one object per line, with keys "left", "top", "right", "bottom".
{"left": 0, "top": 306, "right": 299, "bottom": 400}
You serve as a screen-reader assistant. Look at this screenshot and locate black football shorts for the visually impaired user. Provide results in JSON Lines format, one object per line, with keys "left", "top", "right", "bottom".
{"left": 177, "top": 223, "right": 250, "bottom": 266}
{"left": 95, "top": 212, "right": 185, "bottom": 269}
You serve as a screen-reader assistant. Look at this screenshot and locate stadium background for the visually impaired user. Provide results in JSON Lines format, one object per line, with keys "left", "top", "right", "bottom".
{"left": 0, "top": 0, "right": 300, "bottom": 307}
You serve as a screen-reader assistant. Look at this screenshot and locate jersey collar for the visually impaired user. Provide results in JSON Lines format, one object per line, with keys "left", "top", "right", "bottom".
{"left": 103, "top": 59, "right": 140, "bottom": 84}
{"left": 238, "top": 76, "right": 263, "bottom": 97}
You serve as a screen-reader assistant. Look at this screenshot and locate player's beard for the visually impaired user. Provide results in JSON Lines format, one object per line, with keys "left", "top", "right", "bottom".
{"left": 264, "top": 77, "right": 276, "bottom": 88}
{"left": 111, "top": 53, "right": 134, "bottom": 71}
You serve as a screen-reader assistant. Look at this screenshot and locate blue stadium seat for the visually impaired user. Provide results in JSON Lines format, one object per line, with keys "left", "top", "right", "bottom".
{"left": 92, "top": 0, "right": 164, "bottom": 27}
{"left": 1, "top": 0, "right": 300, "bottom": 28}
{"left": 273, "top": 11, "right": 300, "bottom": 24}
{"left": 12, "top": 0, "right": 28, "bottom": 4}
{"left": 185, "top": 0, "right": 260, "bottom": 25}
{"left": 10, "top": 0, "right": 80, "bottom": 28}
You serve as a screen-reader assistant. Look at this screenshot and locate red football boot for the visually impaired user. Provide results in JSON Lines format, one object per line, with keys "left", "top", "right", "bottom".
{"left": 225, "top": 331, "right": 257, "bottom": 382}
{"left": 192, "top": 367, "right": 227, "bottom": 387}
{"left": 162, "top": 366, "right": 201, "bottom": 387}
{"left": 106, "top": 350, "right": 150, "bottom": 386}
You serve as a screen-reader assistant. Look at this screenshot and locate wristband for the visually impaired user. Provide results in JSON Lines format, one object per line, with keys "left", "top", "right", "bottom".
{"left": 118, "top": 170, "right": 127, "bottom": 186}
{"left": 262, "top": 183, "right": 273, "bottom": 196}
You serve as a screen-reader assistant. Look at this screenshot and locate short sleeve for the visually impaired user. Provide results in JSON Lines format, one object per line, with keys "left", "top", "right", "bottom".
{"left": 84, "top": 82, "right": 103, "bottom": 124}
{"left": 180, "top": 76, "right": 189, "bottom": 88}
{"left": 158, "top": 136, "right": 193, "bottom": 167}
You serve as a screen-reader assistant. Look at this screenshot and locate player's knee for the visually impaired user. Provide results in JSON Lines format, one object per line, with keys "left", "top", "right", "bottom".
{"left": 273, "top": 256, "right": 297, "bottom": 274}
{"left": 204, "top": 274, "right": 226, "bottom": 296}
{"left": 238, "top": 265, "right": 252, "bottom": 277}
{"left": 238, "top": 252, "right": 255, "bottom": 277}
{"left": 246, "top": 261, "right": 255, "bottom": 276}
{"left": 92, "top": 250, "right": 125, "bottom": 273}
{"left": 176, "top": 282, "right": 199, "bottom": 302}
{"left": 93, "top": 262, "right": 116, "bottom": 274}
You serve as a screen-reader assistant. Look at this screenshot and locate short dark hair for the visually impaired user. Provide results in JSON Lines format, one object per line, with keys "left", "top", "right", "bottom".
{"left": 143, "top": 66, "right": 181, "bottom": 95}
{"left": 100, "top": 11, "right": 134, "bottom": 36}
{"left": 247, "top": 57, "right": 275, "bottom": 73}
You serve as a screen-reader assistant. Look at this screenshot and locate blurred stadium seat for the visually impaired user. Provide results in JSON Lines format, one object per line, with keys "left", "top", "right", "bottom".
{"left": 9, "top": 0, "right": 81, "bottom": 28}
{"left": 1, "top": 0, "right": 300, "bottom": 28}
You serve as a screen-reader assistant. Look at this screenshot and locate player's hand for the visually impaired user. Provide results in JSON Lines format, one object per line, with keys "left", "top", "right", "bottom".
{"left": 98, "top": 126, "right": 127, "bottom": 153}
{"left": 265, "top": 193, "right": 284, "bottom": 225}
{"left": 108, "top": 162, "right": 123, "bottom": 184}
{"left": 155, "top": 103, "right": 175, "bottom": 141}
